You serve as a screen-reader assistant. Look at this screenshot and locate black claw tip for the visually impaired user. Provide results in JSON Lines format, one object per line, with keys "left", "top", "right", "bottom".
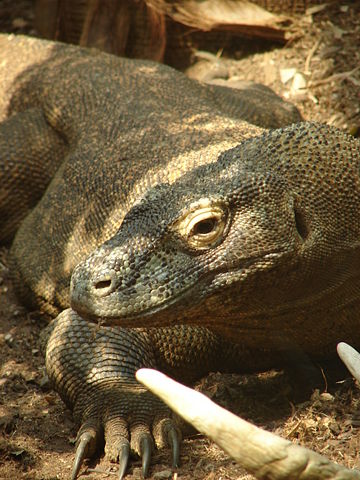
{"left": 168, "top": 427, "right": 180, "bottom": 468}
{"left": 71, "top": 432, "right": 93, "bottom": 480}
{"left": 118, "top": 443, "right": 130, "bottom": 480}
{"left": 140, "top": 435, "right": 152, "bottom": 478}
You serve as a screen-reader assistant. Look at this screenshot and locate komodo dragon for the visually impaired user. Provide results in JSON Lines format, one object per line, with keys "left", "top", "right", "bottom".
{"left": 1, "top": 33, "right": 360, "bottom": 479}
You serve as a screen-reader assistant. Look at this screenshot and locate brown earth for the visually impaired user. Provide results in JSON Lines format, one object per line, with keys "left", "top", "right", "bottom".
{"left": 1, "top": 1, "right": 360, "bottom": 479}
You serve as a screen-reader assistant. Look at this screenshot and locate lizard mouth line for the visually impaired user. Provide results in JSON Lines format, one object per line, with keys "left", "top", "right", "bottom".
{"left": 74, "top": 251, "right": 289, "bottom": 325}
{"left": 78, "top": 256, "right": 358, "bottom": 329}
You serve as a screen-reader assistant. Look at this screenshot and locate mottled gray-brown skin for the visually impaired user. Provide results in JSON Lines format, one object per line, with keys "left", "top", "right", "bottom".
{"left": 2, "top": 33, "right": 358, "bottom": 477}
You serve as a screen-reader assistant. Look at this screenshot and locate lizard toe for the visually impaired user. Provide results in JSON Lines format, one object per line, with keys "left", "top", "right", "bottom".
{"left": 101, "top": 416, "right": 130, "bottom": 479}
{"left": 152, "top": 415, "right": 181, "bottom": 468}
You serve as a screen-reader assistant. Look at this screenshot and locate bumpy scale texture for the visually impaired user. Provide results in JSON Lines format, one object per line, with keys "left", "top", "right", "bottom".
{"left": 1, "top": 33, "right": 359, "bottom": 477}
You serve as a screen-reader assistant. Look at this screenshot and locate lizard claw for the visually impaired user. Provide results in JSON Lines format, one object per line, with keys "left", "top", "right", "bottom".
{"left": 71, "top": 428, "right": 99, "bottom": 480}
{"left": 118, "top": 442, "right": 130, "bottom": 480}
{"left": 140, "top": 434, "right": 153, "bottom": 477}
{"left": 168, "top": 426, "right": 180, "bottom": 468}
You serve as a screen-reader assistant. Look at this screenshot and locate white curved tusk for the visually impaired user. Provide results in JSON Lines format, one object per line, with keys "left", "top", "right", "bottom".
{"left": 136, "top": 368, "right": 360, "bottom": 480}
{"left": 337, "top": 342, "right": 360, "bottom": 383}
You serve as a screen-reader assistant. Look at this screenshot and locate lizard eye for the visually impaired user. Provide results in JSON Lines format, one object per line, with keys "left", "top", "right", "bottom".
{"left": 173, "top": 203, "right": 228, "bottom": 250}
{"left": 191, "top": 217, "right": 218, "bottom": 235}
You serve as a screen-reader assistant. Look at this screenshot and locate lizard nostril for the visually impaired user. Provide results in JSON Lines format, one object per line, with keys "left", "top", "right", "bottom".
{"left": 93, "top": 275, "right": 115, "bottom": 297}
{"left": 95, "top": 279, "right": 112, "bottom": 290}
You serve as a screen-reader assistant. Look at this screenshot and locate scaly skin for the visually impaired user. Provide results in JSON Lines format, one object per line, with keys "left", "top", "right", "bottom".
{"left": 71, "top": 122, "right": 360, "bottom": 361}
{"left": 0, "top": 33, "right": 333, "bottom": 478}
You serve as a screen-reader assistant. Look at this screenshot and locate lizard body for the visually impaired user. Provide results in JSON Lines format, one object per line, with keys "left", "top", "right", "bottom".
{"left": 2, "top": 33, "right": 358, "bottom": 478}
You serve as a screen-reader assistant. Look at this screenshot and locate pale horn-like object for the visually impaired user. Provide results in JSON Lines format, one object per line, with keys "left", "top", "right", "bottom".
{"left": 337, "top": 342, "right": 360, "bottom": 383}
{"left": 136, "top": 368, "right": 360, "bottom": 479}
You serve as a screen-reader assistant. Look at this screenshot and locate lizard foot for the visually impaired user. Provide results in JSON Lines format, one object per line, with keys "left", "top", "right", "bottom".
{"left": 71, "top": 388, "right": 181, "bottom": 479}
{"left": 41, "top": 309, "right": 181, "bottom": 479}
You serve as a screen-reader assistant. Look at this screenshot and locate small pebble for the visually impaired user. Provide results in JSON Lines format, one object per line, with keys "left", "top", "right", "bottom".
{"left": 153, "top": 470, "right": 172, "bottom": 479}
{"left": 292, "top": 72, "right": 307, "bottom": 91}
{"left": 280, "top": 68, "right": 296, "bottom": 84}
{"left": 4, "top": 333, "right": 14, "bottom": 346}
{"left": 320, "top": 392, "right": 334, "bottom": 402}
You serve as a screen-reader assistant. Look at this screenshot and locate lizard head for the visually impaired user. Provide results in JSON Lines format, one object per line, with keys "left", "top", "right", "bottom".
{"left": 70, "top": 122, "right": 360, "bottom": 331}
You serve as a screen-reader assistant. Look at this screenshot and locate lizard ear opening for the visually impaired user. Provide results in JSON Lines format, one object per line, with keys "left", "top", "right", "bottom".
{"left": 293, "top": 203, "right": 309, "bottom": 242}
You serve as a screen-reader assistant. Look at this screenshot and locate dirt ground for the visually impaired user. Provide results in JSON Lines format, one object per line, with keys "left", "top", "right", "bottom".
{"left": 1, "top": 1, "right": 360, "bottom": 479}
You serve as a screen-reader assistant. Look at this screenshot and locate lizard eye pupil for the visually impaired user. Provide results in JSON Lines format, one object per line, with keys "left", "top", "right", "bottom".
{"left": 192, "top": 218, "right": 217, "bottom": 235}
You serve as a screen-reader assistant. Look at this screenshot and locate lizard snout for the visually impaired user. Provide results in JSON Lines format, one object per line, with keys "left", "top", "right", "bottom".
{"left": 70, "top": 261, "right": 121, "bottom": 317}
